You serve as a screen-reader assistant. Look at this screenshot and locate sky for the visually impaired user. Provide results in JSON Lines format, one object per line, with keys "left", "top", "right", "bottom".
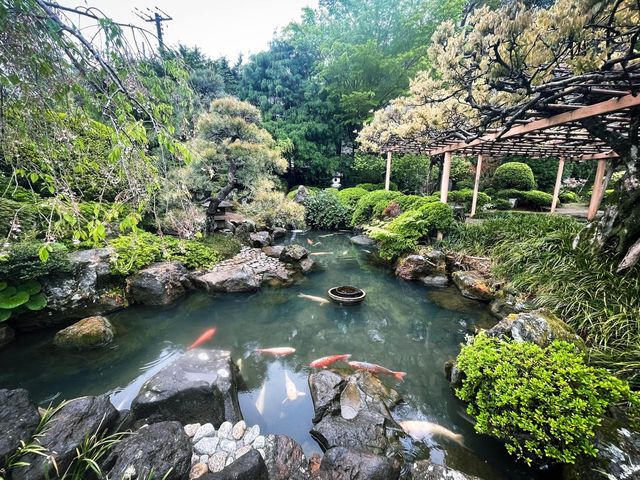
{"left": 62, "top": 0, "right": 319, "bottom": 61}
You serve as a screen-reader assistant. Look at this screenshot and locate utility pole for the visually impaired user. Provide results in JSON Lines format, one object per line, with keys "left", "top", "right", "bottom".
{"left": 134, "top": 7, "right": 172, "bottom": 53}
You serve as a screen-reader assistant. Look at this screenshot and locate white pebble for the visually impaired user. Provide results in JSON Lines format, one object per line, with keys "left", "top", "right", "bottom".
{"left": 193, "top": 423, "right": 215, "bottom": 443}
{"left": 232, "top": 420, "right": 246, "bottom": 440}
{"left": 235, "top": 445, "right": 252, "bottom": 459}
{"left": 243, "top": 425, "right": 260, "bottom": 446}
{"left": 208, "top": 452, "right": 227, "bottom": 473}
{"left": 219, "top": 438, "right": 236, "bottom": 453}
{"left": 225, "top": 455, "right": 234, "bottom": 466}
{"left": 252, "top": 435, "right": 265, "bottom": 449}
{"left": 199, "top": 454, "right": 209, "bottom": 465}
{"left": 194, "top": 437, "right": 219, "bottom": 456}
{"left": 217, "top": 421, "right": 233, "bottom": 439}
{"left": 184, "top": 423, "right": 201, "bottom": 438}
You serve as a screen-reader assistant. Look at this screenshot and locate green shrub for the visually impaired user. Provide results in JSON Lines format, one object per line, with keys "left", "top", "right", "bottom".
{"left": 494, "top": 188, "right": 525, "bottom": 200}
{"left": 447, "top": 189, "right": 491, "bottom": 211}
{"left": 397, "top": 195, "right": 439, "bottom": 211}
{"left": 455, "top": 333, "right": 640, "bottom": 465}
{"left": 370, "top": 202, "right": 454, "bottom": 260}
{"left": 493, "top": 162, "right": 536, "bottom": 191}
{"left": 356, "top": 182, "right": 398, "bottom": 192}
{"left": 351, "top": 190, "right": 403, "bottom": 226}
{"left": 0, "top": 198, "right": 41, "bottom": 238}
{"left": 493, "top": 198, "right": 513, "bottom": 210}
{"left": 286, "top": 185, "right": 320, "bottom": 199}
{"left": 0, "top": 241, "right": 70, "bottom": 282}
{"left": 519, "top": 190, "right": 554, "bottom": 209}
{"left": 336, "top": 187, "right": 368, "bottom": 214}
{"left": 109, "top": 231, "right": 220, "bottom": 276}
{"left": 199, "top": 234, "right": 242, "bottom": 260}
{"left": 239, "top": 190, "right": 306, "bottom": 229}
{"left": 0, "top": 176, "right": 42, "bottom": 203}
{"left": 303, "top": 190, "right": 350, "bottom": 230}
{"left": 559, "top": 191, "right": 581, "bottom": 203}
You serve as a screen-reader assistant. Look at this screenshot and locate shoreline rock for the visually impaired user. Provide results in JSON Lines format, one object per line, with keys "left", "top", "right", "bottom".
{"left": 451, "top": 270, "right": 495, "bottom": 302}
{"left": 127, "top": 261, "right": 191, "bottom": 305}
{"left": 0, "top": 389, "right": 40, "bottom": 470}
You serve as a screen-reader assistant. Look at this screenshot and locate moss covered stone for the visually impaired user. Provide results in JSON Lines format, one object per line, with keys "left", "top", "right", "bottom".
{"left": 53, "top": 316, "right": 115, "bottom": 350}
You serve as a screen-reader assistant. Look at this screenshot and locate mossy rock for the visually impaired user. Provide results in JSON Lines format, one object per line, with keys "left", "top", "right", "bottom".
{"left": 53, "top": 316, "right": 116, "bottom": 350}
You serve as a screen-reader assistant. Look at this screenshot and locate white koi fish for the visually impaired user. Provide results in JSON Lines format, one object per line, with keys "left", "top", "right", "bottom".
{"left": 255, "top": 382, "right": 267, "bottom": 415}
{"left": 283, "top": 370, "right": 306, "bottom": 403}
{"left": 298, "top": 293, "right": 330, "bottom": 305}
{"left": 310, "top": 251, "right": 333, "bottom": 256}
{"left": 399, "top": 420, "right": 464, "bottom": 446}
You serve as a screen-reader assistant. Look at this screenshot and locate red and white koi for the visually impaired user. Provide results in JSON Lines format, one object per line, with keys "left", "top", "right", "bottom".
{"left": 309, "top": 354, "right": 351, "bottom": 369}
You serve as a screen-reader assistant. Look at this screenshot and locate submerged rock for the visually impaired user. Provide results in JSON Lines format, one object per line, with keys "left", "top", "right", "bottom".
{"left": 195, "top": 265, "right": 261, "bottom": 293}
{"left": 102, "top": 421, "right": 192, "bottom": 480}
{"left": 422, "top": 274, "right": 449, "bottom": 288}
{"left": 451, "top": 270, "right": 494, "bottom": 301}
{"left": 0, "top": 324, "right": 15, "bottom": 348}
{"left": 0, "top": 389, "right": 40, "bottom": 470}
{"left": 395, "top": 250, "right": 446, "bottom": 281}
{"left": 309, "top": 370, "right": 403, "bottom": 455}
{"left": 350, "top": 235, "right": 375, "bottom": 247}
{"left": 563, "top": 416, "right": 640, "bottom": 480}
{"left": 412, "top": 460, "right": 482, "bottom": 479}
{"left": 127, "top": 261, "right": 191, "bottom": 305}
{"left": 487, "top": 309, "right": 584, "bottom": 348}
{"left": 262, "top": 434, "right": 309, "bottom": 480}
{"left": 53, "top": 315, "right": 115, "bottom": 349}
{"left": 130, "top": 348, "right": 241, "bottom": 427}
{"left": 13, "top": 395, "right": 118, "bottom": 480}
{"left": 318, "top": 446, "right": 401, "bottom": 480}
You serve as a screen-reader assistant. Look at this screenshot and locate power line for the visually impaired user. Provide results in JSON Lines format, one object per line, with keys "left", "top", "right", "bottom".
{"left": 134, "top": 7, "right": 172, "bottom": 52}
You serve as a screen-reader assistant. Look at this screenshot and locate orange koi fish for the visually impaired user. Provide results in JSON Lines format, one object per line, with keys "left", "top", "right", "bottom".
{"left": 187, "top": 327, "right": 217, "bottom": 350}
{"left": 348, "top": 360, "right": 406, "bottom": 381}
{"left": 310, "top": 354, "right": 351, "bottom": 369}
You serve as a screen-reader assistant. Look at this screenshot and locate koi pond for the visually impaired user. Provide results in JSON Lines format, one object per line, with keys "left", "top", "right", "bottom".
{"left": 0, "top": 232, "right": 554, "bottom": 479}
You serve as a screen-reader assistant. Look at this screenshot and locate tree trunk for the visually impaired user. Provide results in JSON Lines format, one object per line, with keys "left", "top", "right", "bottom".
{"left": 205, "top": 165, "right": 238, "bottom": 234}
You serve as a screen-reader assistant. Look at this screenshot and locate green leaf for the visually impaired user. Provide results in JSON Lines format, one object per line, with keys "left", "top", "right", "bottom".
{"left": 0, "top": 290, "right": 29, "bottom": 309}
{"left": 0, "top": 309, "right": 11, "bottom": 322}
{"left": 0, "top": 281, "right": 7, "bottom": 291}
{"left": 38, "top": 245, "right": 50, "bottom": 262}
{"left": 17, "top": 279, "right": 41, "bottom": 295}
{"left": 25, "top": 292, "right": 47, "bottom": 311}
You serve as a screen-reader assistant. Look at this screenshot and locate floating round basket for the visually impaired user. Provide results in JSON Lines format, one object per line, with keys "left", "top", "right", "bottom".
{"left": 328, "top": 285, "right": 366, "bottom": 305}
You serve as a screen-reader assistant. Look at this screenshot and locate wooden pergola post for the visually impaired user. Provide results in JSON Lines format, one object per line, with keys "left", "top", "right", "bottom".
{"left": 470, "top": 154, "right": 484, "bottom": 217}
{"left": 384, "top": 151, "right": 392, "bottom": 191}
{"left": 587, "top": 158, "right": 607, "bottom": 221}
{"left": 440, "top": 151, "right": 452, "bottom": 203}
{"left": 550, "top": 157, "right": 565, "bottom": 214}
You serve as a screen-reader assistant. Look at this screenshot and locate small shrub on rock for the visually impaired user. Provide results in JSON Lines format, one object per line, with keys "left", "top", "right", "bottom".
{"left": 303, "top": 190, "right": 350, "bottom": 229}
{"left": 493, "top": 162, "right": 536, "bottom": 191}
{"left": 455, "top": 333, "right": 640, "bottom": 465}
{"left": 559, "top": 191, "right": 581, "bottom": 203}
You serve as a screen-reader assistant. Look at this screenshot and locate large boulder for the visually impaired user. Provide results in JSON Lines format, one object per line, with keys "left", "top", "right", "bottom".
{"left": 194, "top": 265, "right": 261, "bottom": 293}
{"left": 17, "top": 248, "right": 125, "bottom": 330}
{"left": 309, "top": 370, "right": 403, "bottom": 455}
{"left": 0, "top": 389, "right": 40, "bottom": 470}
{"left": 127, "top": 261, "right": 191, "bottom": 305}
{"left": 317, "top": 446, "right": 401, "bottom": 480}
{"left": 487, "top": 309, "right": 584, "bottom": 348}
{"left": 262, "top": 434, "right": 310, "bottom": 480}
{"left": 53, "top": 315, "right": 115, "bottom": 349}
{"left": 249, "top": 231, "right": 272, "bottom": 248}
{"left": 489, "top": 292, "right": 530, "bottom": 319}
{"left": 0, "top": 324, "right": 15, "bottom": 348}
{"left": 451, "top": 270, "right": 494, "bottom": 302}
{"left": 563, "top": 416, "right": 640, "bottom": 480}
{"left": 201, "top": 449, "right": 268, "bottom": 480}
{"left": 102, "top": 421, "right": 191, "bottom": 480}
{"left": 279, "top": 245, "right": 309, "bottom": 263}
{"left": 395, "top": 250, "right": 446, "bottom": 281}
{"left": 130, "top": 349, "right": 241, "bottom": 427}
{"left": 262, "top": 245, "right": 284, "bottom": 258}
{"left": 13, "top": 395, "right": 118, "bottom": 480}
{"left": 412, "top": 460, "right": 482, "bottom": 479}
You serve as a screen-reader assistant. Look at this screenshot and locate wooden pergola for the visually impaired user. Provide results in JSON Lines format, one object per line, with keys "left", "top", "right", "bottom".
{"left": 378, "top": 91, "right": 639, "bottom": 221}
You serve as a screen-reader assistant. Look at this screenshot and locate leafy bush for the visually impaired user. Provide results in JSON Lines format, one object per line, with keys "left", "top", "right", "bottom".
{"left": 239, "top": 190, "right": 306, "bottom": 229}
{"left": 350, "top": 153, "right": 432, "bottom": 193}
{"left": 286, "top": 185, "right": 320, "bottom": 199}
{"left": 0, "top": 198, "right": 42, "bottom": 238}
{"left": 519, "top": 190, "right": 554, "bottom": 209}
{"left": 493, "top": 198, "right": 513, "bottom": 210}
{"left": 351, "top": 190, "right": 403, "bottom": 226}
{"left": 303, "top": 190, "right": 350, "bottom": 229}
{"left": 370, "top": 202, "right": 454, "bottom": 260}
{"left": 109, "top": 231, "right": 221, "bottom": 275}
{"left": 493, "top": 162, "right": 536, "bottom": 191}
{"left": 199, "top": 234, "right": 242, "bottom": 260}
{"left": 0, "top": 241, "right": 70, "bottom": 282}
{"left": 494, "top": 188, "right": 525, "bottom": 200}
{"left": 356, "top": 182, "right": 398, "bottom": 191}
{"left": 0, "top": 176, "right": 42, "bottom": 203}
{"left": 559, "top": 191, "right": 581, "bottom": 203}
{"left": 447, "top": 189, "right": 491, "bottom": 211}
{"left": 397, "top": 195, "right": 439, "bottom": 211}
{"left": 336, "top": 187, "right": 368, "bottom": 214}
{"left": 455, "top": 333, "right": 640, "bottom": 465}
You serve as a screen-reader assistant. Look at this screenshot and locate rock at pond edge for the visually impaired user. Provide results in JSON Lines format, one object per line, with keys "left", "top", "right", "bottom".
{"left": 53, "top": 315, "right": 115, "bottom": 349}
{"left": 127, "top": 261, "right": 191, "bottom": 306}
{"left": 0, "top": 388, "right": 40, "bottom": 470}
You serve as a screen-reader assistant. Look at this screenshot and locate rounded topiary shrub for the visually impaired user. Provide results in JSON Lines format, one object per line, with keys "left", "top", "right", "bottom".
{"left": 493, "top": 162, "right": 536, "bottom": 191}
{"left": 454, "top": 333, "right": 640, "bottom": 465}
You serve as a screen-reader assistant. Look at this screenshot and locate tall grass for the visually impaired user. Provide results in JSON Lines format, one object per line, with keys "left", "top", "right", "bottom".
{"left": 444, "top": 212, "right": 640, "bottom": 387}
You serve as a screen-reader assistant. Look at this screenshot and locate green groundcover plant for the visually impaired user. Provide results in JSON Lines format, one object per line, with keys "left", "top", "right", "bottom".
{"left": 455, "top": 333, "right": 640, "bottom": 465}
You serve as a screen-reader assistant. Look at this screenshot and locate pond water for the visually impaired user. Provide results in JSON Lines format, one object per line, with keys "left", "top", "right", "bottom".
{"left": 0, "top": 232, "right": 557, "bottom": 479}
